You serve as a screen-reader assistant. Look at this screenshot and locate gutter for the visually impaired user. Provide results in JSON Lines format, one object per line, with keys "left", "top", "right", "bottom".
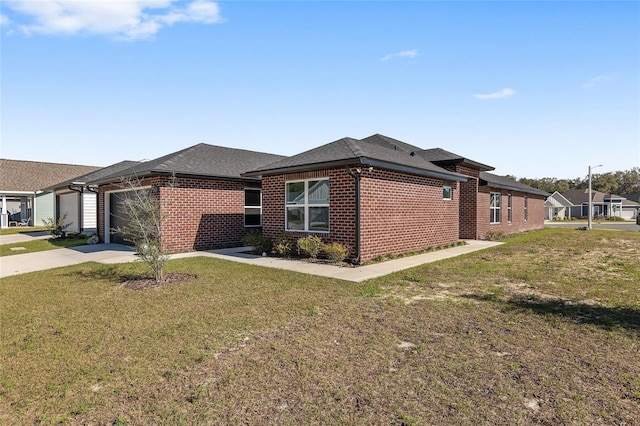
{"left": 346, "top": 166, "right": 361, "bottom": 265}
{"left": 68, "top": 183, "right": 84, "bottom": 233}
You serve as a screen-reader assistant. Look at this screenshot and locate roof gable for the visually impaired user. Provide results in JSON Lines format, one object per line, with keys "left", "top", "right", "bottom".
{"left": 545, "top": 191, "right": 575, "bottom": 207}
{"left": 246, "top": 134, "right": 469, "bottom": 182}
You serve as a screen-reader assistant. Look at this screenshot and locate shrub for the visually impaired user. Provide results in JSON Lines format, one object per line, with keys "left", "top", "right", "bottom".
{"left": 42, "top": 212, "right": 72, "bottom": 238}
{"left": 483, "top": 231, "right": 505, "bottom": 241}
{"left": 297, "top": 235, "right": 323, "bottom": 259}
{"left": 323, "top": 242, "right": 348, "bottom": 264}
{"left": 242, "top": 230, "right": 272, "bottom": 255}
{"left": 272, "top": 234, "right": 295, "bottom": 258}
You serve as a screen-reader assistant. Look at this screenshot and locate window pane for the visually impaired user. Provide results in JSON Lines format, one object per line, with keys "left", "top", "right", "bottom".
{"left": 286, "top": 207, "right": 305, "bottom": 230}
{"left": 245, "top": 207, "right": 261, "bottom": 226}
{"left": 308, "top": 207, "right": 329, "bottom": 231}
{"left": 245, "top": 189, "right": 261, "bottom": 207}
{"left": 286, "top": 182, "right": 305, "bottom": 204}
{"left": 443, "top": 186, "right": 452, "bottom": 200}
{"left": 308, "top": 180, "right": 329, "bottom": 204}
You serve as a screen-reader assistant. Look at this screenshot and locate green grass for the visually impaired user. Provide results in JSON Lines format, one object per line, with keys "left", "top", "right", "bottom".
{"left": 0, "top": 236, "right": 89, "bottom": 257}
{"left": 0, "top": 226, "right": 47, "bottom": 235}
{"left": 1, "top": 228, "right": 638, "bottom": 424}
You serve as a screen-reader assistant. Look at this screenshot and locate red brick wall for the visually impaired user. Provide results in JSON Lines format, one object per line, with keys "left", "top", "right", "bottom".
{"left": 454, "top": 165, "right": 480, "bottom": 239}
{"left": 261, "top": 168, "right": 357, "bottom": 257}
{"left": 261, "top": 167, "right": 460, "bottom": 263}
{"left": 476, "top": 187, "right": 545, "bottom": 239}
{"left": 98, "top": 176, "right": 260, "bottom": 253}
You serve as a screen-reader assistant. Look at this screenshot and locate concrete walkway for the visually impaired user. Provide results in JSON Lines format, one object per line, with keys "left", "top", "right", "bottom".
{"left": 0, "top": 239, "right": 502, "bottom": 281}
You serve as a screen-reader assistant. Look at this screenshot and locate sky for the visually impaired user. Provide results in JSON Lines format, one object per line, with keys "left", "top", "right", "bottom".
{"left": 1, "top": 1, "right": 639, "bottom": 180}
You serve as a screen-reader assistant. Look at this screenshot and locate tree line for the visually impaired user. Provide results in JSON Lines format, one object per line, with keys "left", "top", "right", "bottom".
{"left": 507, "top": 167, "right": 640, "bottom": 196}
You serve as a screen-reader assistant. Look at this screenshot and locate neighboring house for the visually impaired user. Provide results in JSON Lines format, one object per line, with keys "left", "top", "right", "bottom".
{"left": 89, "top": 143, "right": 285, "bottom": 252}
{"left": 544, "top": 191, "right": 575, "bottom": 220}
{"left": 44, "top": 161, "right": 141, "bottom": 234}
{"left": 0, "top": 159, "right": 100, "bottom": 228}
{"left": 559, "top": 189, "right": 639, "bottom": 220}
{"left": 623, "top": 192, "right": 640, "bottom": 204}
{"left": 244, "top": 134, "right": 547, "bottom": 263}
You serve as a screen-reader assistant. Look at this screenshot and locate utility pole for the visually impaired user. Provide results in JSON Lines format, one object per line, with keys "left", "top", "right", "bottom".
{"left": 588, "top": 164, "right": 603, "bottom": 230}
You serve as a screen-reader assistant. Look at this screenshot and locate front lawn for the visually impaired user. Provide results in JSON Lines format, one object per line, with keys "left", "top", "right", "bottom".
{"left": 1, "top": 228, "right": 638, "bottom": 424}
{"left": 0, "top": 236, "right": 89, "bottom": 257}
{"left": 0, "top": 226, "right": 47, "bottom": 236}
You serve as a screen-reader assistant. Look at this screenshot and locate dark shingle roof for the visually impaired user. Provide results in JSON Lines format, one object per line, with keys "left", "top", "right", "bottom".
{"left": 479, "top": 172, "right": 549, "bottom": 196}
{"left": 417, "top": 148, "right": 494, "bottom": 171}
{"left": 561, "top": 189, "right": 640, "bottom": 206}
{"left": 0, "top": 159, "right": 100, "bottom": 192}
{"left": 91, "top": 143, "right": 286, "bottom": 184}
{"left": 44, "top": 161, "right": 142, "bottom": 191}
{"left": 622, "top": 192, "right": 640, "bottom": 203}
{"left": 245, "top": 135, "right": 469, "bottom": 182}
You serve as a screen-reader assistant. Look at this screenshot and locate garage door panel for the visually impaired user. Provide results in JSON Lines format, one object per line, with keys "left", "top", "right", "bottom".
{"left": 58, "top": 193, "right": 79, "bottom": 233}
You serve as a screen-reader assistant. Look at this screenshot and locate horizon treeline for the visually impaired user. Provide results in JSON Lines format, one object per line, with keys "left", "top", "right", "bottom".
{"left": 507, "top": 167, "right": 640, "bottom": 195}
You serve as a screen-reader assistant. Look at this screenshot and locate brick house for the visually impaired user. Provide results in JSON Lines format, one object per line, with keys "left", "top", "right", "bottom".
{"left": 90, "top": 135, "right": 545, "bottom": 262}
{"left": 90, "top": 144, "right": 284, "bottom": 253}
{"left": 245, "top": 134, "right": 547, "bottom": 264}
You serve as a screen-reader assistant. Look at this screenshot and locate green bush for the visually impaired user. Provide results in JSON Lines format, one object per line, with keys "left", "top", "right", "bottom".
{"left": 323, "top": 242, "right": 348, "bottom": 264}
{"left": 272, "top": 234, "right": 295, "bottom": 258}
{"left": 297, "top": 235, "right": 323, "bottom": 259}
{"left": 242, "top": 230, "right": 272, "bottom": 255}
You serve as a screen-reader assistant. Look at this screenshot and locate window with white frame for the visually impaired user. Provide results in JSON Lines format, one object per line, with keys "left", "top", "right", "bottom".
{"left": 244, "top": 188, "right": 262, "bottom": 227}
{"left": 286, "top": 179, "right": 329, "bottom": 232}
{"left": 443, "top": 185, "right": 452, "bottom": 200}
{"left": 507, "top": 194, "right": 512, "bottom": 223}
{"left": 490, "top": 192, "right": 501, "bottom": 224}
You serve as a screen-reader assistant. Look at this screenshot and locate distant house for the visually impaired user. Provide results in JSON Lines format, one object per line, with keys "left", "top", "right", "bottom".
{"left": 557, "top": 188, "right": 639, "bottom": 220}
{"left": 0, "top": 159, "right": 100, "bottom": 228}
{"left": 245, "top": 134, "right": 547, "bottom": 263}
{"left": 89, "top": 144, "right": 285, "bottom": 252}
{"left": 544, "top": 191, "right": 575, "bottom": 220}
{"left": 44, "top": 161, "right": 141, "bottom": 234}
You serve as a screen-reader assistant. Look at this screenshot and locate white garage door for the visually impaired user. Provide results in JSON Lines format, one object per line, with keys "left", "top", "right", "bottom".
{"left": 58, "top": 193, "right": 79, "bottom": 233}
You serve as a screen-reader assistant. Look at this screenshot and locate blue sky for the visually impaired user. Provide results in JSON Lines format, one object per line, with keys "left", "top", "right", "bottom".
{"left": 1, "top": 1, "right": 638, "bottom": 179}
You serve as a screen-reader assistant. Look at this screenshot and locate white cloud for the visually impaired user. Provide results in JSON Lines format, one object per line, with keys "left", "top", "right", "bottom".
{"left": 0, "top": 13, "right": 9, "bottom": 26}
{"left": 583, "top": 74, "right": 614, "bottom": 88}
{"left": 473, "top": 88, "right": 516, "bottom": 99}
{"left": 3, "top": 0, "right": 223, "bottom": 40}
{"left": 381, "top": 49, "right": 418, "bottom": 62}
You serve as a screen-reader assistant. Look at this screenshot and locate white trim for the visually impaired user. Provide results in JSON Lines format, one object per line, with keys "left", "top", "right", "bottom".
{"left": 244, "top": 188, "right": 262, "bottom": 227}
{"left": 490, "top": 191, "right": 501, "bottom": 224}
{"left": 285, "top": 178, "right": 330, "bottom": 233}
{"left": 442, "top": 185, "right": 452, "bottom": 201}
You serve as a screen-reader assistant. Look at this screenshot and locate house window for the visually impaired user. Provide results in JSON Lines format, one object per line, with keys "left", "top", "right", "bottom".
{"left": 244, "top": 189, "right": 262, "bottom": 227}
{"left": 507, "top": 194, "right": 512, "bottom": 223}
{"left": 443, "top": 186, "right": 452, "bottom": 200}
{"left": 524, "top": 195, "right": 528, "bottom": 221}
{"left": 490, "top": 192, "right": 501, "bottom": 224}
{"left": 286, "top": 179, "right": 329, "bottom": 232}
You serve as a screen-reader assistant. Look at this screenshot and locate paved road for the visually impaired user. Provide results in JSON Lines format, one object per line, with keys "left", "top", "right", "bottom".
{"left": 545, "top": 221, "right": 640, "bottom": 232}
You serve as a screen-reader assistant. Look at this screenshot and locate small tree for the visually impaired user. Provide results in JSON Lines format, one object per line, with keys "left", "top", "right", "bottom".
{"left": 113, "top": 178, "right": 168, "bottom": 283}
{"left": 43, "top": 212, "right": 72, "bottom": 238}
